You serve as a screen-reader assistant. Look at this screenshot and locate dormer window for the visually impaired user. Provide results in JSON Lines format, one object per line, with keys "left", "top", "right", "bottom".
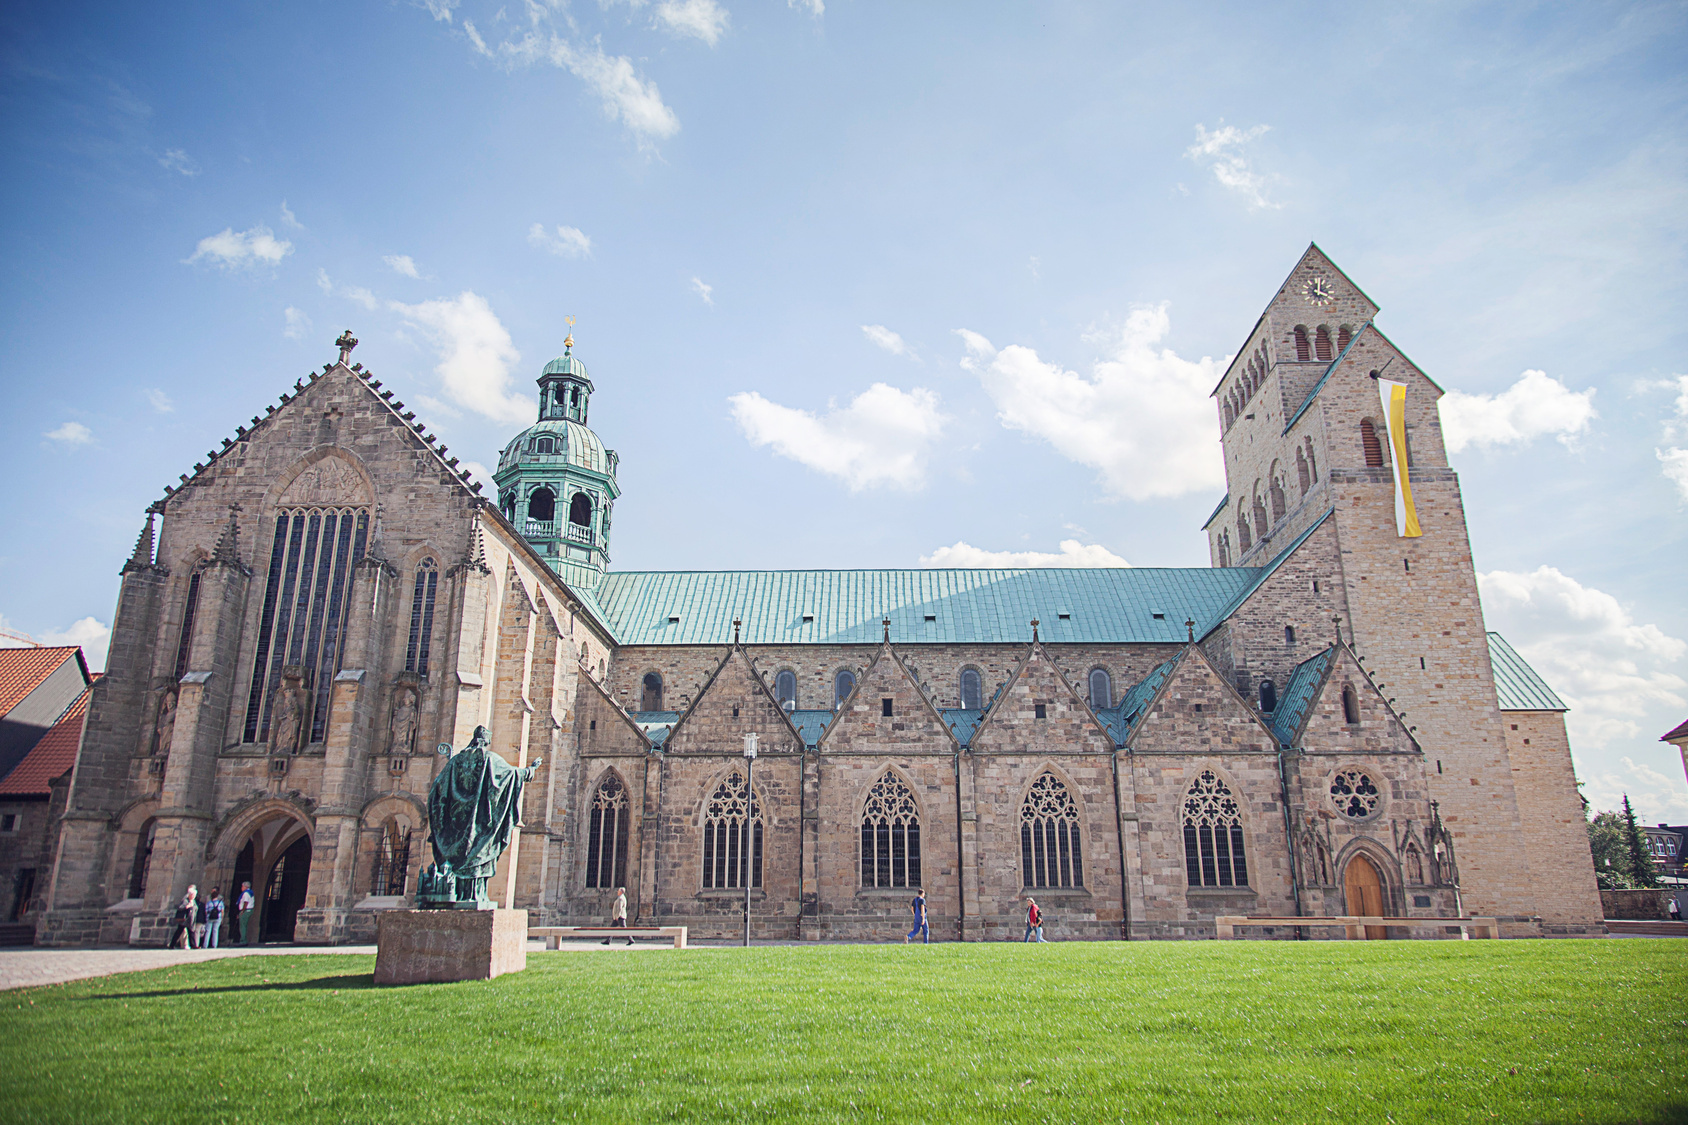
{"left": 535, "top": 436, "right": 555, "bottom": 455}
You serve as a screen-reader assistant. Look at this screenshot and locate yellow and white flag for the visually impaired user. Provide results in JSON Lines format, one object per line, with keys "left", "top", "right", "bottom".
{"left": 1377, "top": 378, "right": 1422, "bottom": 538}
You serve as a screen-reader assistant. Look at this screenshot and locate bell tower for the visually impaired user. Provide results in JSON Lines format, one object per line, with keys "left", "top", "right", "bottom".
{"left": 492, "top": 332, "right": 620, "bottom": 590}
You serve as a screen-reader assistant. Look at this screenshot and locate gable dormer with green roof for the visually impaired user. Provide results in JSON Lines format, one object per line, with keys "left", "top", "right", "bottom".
{"left": 493, "top": 336, "right": 621, "bottom": 590}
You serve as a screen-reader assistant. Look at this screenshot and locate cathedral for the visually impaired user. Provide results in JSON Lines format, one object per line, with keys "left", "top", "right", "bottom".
{"left": 34, "top": 245, "right": 1604, "bottom": 946}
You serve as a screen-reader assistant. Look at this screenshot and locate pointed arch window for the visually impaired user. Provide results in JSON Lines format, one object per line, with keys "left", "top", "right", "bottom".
{"left": 173, "top": 567, "right": 202, "bottom": 681}
{"left": 1088, "top": 668, "right": 1111, "bottom": 709}
{"left": 702, "top": 770, "right": 761, "bottom": 889}
{"left": 860, "top": 772, "right": 921, "bottom": 888}
{"left": 585, "top": 773, "right": 630, "bottom": 888}
{"left": 1021, "top": 772, "right": 1083, "bottom": 889}
{"left": 834, "top": 669, "right": 856, "bottom": 709}
{"left": 370, "top": 819, "right": 412, "bottom": 896}
{"left": 640, "top": 673, "right": 663, "bottom": 712}
{"left": 959, "top": 667, "right": 983, "bottom": 710}
{"left": 1183, "top": 770, "right": 1248, "bottom": 887}
{"left": 774, "top": 670, "right": 797, "bottom": 708}
{"left": 404, "top": 558, "right": 439, "bottom": 676}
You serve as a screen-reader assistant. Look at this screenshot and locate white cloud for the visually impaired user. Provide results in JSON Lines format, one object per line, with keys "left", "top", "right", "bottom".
{"left": 283, "top": 306, "right": 311, "bottom": 340}
{"left": 656, "top": 0, "right": 729, "bottom": 44}
{"left": 317, "top": 269, "right": 379, "bottom": 310}
{"left": 44, "top": 422, "right": 93, "bottom": 446}
{"left": 861, "top": 325, "right": 911, "bottom": 357}
{"left": 422, "top": 0, "right": 458, "bottom": 22}
{"left": 145, "top": 389, "right": 173, "bottom": 413}
{"left": 158, "top": 148, "right": 199, "bottom": 176}
{"left": 1659, "top": 447, "right": 1688, "bottom": 501}
{"left": 0, "top": 616, "right": 112, "bottom": 671}
{"left": 496, "top": 33, "right": 680, "bottom": 144}
{"left": 461, "top": 460, "right": 495, "bottom": 494}
{"left": 528, "top": 223, "right": 592, "bottom": 258}
{"left": 186, "top": 225, "right": 292, "bottom": 269}
{"left": 1479, "top": 566, "right": 1687, "bottom": 755}
{"left": 279, "top": 201, "right": 303, "bottom": 230}
{"left": 384, "top": 254, "right": 422, "bottom": 278}
{"left": 389, "top": 291, "right": 531, "bottom": 424}
{"left": 920, "top": 540, "right": 1129, "bottom": 568}
{"left": 1439, "top": 369, "right": 1597, "bottom": 453}
{"left": 787, "top": 0, "right": 823, "bottom": 15}
{"left": 728, "top": 383, "right": 948, "bottom": 491}
{"left": 691, "top": 277, "right": 714, "bottom": 306}
{"left": 1185, "top": 122, "right": 1278, "bottom": 210}
{"left": 960, "top": 304, "right": 1227, "bottom": 501}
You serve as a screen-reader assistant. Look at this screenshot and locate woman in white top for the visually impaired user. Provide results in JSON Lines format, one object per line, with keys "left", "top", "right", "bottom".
{"left": 170, "top": 885, "right": 199, "bottom": 949}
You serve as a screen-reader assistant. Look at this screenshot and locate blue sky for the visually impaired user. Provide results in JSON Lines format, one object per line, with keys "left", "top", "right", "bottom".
{"left": 2, "top": 1, "right": 1684, "bottom": 819}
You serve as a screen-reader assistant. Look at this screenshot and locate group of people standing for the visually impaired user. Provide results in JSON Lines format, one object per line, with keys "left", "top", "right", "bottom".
{"left": 898, "top": 892, "right": 1051, "bottom": 943}
{"left": 167, "top": 882, "right": 257, "bottom": 949}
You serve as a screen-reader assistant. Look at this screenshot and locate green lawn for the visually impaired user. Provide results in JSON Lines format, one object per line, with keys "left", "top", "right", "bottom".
{"left": 1, "top": 940, "right": 1683, "bottom": 1124}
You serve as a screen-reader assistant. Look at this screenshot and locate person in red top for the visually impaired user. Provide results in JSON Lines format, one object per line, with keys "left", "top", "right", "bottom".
{"left": 1022, "top": 896, "right": 1047, "bottom": 942}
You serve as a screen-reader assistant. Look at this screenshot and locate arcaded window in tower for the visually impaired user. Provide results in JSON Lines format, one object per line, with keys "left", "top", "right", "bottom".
{"left": 834, "top": 669, "right": 856, "bottom": 708}
{"left": 404, "top": 558, "right": 439, "bottom": 676}
{"left": 1223, "top": 401, "right": 1234, "bottom": 428}
{"left": 1296, "top": 448, "right": 1311, "bottom": 496}
{"left": 1337, "top": 325, "right": 1352, "bottom": 351}
{"left": 1088, "top": 668, "right": 1111, "bottom": 709}
{"left": 1360, "top": 420, "right": 1384, "bottom": 467}
{"left": 585, "top": 773, "right": 630, "bottom": 889}
{"left": 1021, "top": 772, "right": 1083, "bottom": 889}
{"left": 959, "top": 667, "right": 983, "bottom": 710}
{"left": 1236, "top": 510, "right": 1252, "bottom": 553}
{"left": 242, "top": 505, "right": 369, "bottom": 745}
{"left": 701, "top": 770, "right": 761, "bottom": 889}
{"left": 1183, "top": 770, "right": 1248, "bottom": 887}
{"left": 569, "top": 492, "right": 592, "bottom": 527}
{"left": 1304, "top": 437, "right": 1318, "bottom": 483}
{"left": 1270, "top": 476, "right": 1287, "bottom": 520}
{"left": 774, "top": 669, "right": 797, "bottom": 708}
{"left": 641, "top": 673, "right": 663, "bottom": 712}
{"left": 1314, "top": 326, "right": 1333, "bottom": 361}
{"left": 1294, "top": 326, "right": 1311, "bottom": 361}
{"left": 527, "top": 488, "right": 555, "bottom": 522}
{"left": 860, "top": 772, "right": 921, "bottom": 889}
{"left": 1342, "top": 684, "right": 1361, "bottom": 725}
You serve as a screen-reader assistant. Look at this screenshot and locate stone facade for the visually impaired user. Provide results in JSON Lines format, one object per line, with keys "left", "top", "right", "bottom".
{"left": 33, "top": 245, "right": 1605, "bottom": 945}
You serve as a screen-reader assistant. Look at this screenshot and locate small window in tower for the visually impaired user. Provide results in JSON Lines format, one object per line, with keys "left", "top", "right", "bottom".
{"left": 527, "top": 488, "right": 555, "bottom": 522}
{"left": 834, "top": 669, "right": 856, "bottom": 708}
{"left": 569, "top": 492, "right": 592, "bottom": 527}
{"left": 1034, "top": 703, "right": 1047, "bottom": 719}
{"left": 1342, "top": 684, "right": 1360, "bottom": 725}
{"left": 882, "top": 698, "right": 894, "bottom": 717}
{"left": 1088, "top": 668, "right": 1111, "bottom": 709}
{"left": 1259, "top": 680, "right": 1277, "bottom": 713}
{"left": 775, "top": 670, "right": 797, "bottom": 708}
{"left": 959, "top": 668, "right": 983, "bottom": 710}
{"left": 641, "top": 672, "right": 663, "bottom": 712}
{"left": 571, "top": 387, "right": 580, "bottom": 407}
{"left": 1285, "top": 625, "right": 1295, "bottom": 645}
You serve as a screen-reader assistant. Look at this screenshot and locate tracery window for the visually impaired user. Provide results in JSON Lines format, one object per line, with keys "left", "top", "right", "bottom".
{"left": 369, "top": 820, "right": 412, "bottom": 896}
{"left": 641, "top": 672, "right": 663, "bottom": 712}
{"left": 860, "top": 772, "right": 921, "bottom": 888}
{"left": 701, "top": 770, "right": 762, "bottom": 889}
{"left": 834, "top": 669, "right": 856, "bottom": 708}
{"left": 404, "top": 558, "right": 439, "bottom": 677}
{"left": 959, "top": 667, "right": 983, "bottom": 710}
{"left": 242, "top": 506, "right": 369, "bottom": 744}
{"left": 774, "top": 670, "right": 797, "bottom": 708}
{"left": 585, "top": 773, "right": 630, "bottom": 888}
{"left": 1330, "top": 769, "right": 1381, "bottom": 820}
{"left": 173, "top": 567, "right": 202, "bottom": 681}
{"left": 1088, "top": 668, "right": 1111, "bottom": 710}
{"left": 1182, "top": 770, "right": 1249, "bottom": 887}
{"left": 1020, "top": 772, "right": 1083, "bottom": 889}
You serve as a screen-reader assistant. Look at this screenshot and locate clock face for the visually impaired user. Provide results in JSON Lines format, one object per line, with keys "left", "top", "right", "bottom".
{"left": 1302, "top": 276, "right": 1334, "bottom": 306}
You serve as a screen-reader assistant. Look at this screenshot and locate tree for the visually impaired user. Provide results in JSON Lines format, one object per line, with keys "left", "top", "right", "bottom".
{"left": 1621, "top": 794, "right": 1661, "bottom": 890}
{"left": 1588, "top": 810, "right": 1635, "bottom": 889}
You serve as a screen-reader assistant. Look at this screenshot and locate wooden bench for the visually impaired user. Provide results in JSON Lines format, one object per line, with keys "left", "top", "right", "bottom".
{"left": 1214, "top": 915, "right": 1499, "bottom": 940}
{"left": 529, "top": 925, "right": 688, "bottom": 949}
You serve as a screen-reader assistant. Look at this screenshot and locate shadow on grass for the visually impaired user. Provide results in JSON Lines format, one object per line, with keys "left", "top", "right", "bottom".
{"left": 83, "top": 972, "right": 375, "bottom": 1000}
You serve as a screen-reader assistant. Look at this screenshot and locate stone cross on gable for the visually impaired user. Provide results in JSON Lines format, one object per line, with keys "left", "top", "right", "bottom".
{"left": 335, "top": 330, "right": 359, "bottom": 365}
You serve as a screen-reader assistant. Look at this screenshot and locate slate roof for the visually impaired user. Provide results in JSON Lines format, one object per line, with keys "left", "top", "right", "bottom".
{"left": 591, "top": 568, "right": 1260, "bottom": 647}
{"left": 0, "top": 678, "right": 94, "bottom": 796}
{"left": 1271, "top": 647, "right": 1335, "bottom": 746}
{"left": 0, "top": 647, "right": 83, "bottom": 716}
{"left": 1096, "top": 657, "right": 1178, "bottom": 745}
{"left": 940, "top": 708, "right": 984, "bottom": 747}
{"left": 1488, "top": 633, "right": 1568, "bottom": 712}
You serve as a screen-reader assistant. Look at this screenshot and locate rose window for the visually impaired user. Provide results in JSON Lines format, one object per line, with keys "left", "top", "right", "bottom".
{"left": 1330, "top": 770, "right": 1381, "bottom": 819}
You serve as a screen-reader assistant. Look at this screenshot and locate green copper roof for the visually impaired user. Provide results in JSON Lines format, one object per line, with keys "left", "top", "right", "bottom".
{"left": 591, "top": 568, "right": 1262, "bottom": 647}
{"left": 542, "top": 353, "right": 591, "bottom": 380}
{"left": 1096, "top": 656, "right": 1178, "bottom": 744}
{"left": 1488, "top": 633, "right": 1567, "bottom": 711}
{"left": 495, "top": 418, "right": 611, "bottom": 476}
{"left": 1198, "top": 509, "right": 1332, "bottom": 640}
{"left": 1272, "top": 647, "right": 1334, "bottom": 746}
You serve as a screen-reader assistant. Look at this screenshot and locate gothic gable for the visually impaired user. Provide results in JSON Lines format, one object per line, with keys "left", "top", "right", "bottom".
{"left": 663, "top": 646, "right": 804, "bottom": 756}
{"left": 1125, "top": 645, "right": 1275, "bottom": 755}
{"left": 1285, "top": 645, "right": 1418, "bottom": 756}
{"left": 817, "top": 642, "right": 955, "bottom": 755}
{"left": 970, "top": 640, "right": 1111, "bottom": 756}
{"left": 576, "top": 669, "right": 651, "bottom": 756}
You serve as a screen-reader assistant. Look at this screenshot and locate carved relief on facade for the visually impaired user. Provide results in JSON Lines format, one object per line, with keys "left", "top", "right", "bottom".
{"left": 152, "top": 690, "right": 177, "bottom": 758}
{"left": 1297, "top": 811, "right": 1333, "bottom": 886}
{"left": 278, "top": 455, "right": 370, "bottom": 507}
{"left": 387, "top": 681, "right": 420, "bottom": 756}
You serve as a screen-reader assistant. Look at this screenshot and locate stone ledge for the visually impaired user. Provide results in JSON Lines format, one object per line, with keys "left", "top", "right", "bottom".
{"left": 374, "top": 909, "right": 527, "bottom": 985}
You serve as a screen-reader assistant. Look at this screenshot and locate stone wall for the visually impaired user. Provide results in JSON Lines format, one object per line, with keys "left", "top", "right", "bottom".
{"left": 1502, "top": 710, "right": 1604, "bottom": 932}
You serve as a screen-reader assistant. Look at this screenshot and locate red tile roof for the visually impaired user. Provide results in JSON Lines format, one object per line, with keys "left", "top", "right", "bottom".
{"left": 0, "top": 678, "right": 95, "bottom": 796}
{"left": 0, "top": 647, "right": 84, "bottom": 716}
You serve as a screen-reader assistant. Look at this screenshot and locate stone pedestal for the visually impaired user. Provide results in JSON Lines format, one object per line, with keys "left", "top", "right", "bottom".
{"left": 374, "top": 909, "right": 528, "bottom": 985}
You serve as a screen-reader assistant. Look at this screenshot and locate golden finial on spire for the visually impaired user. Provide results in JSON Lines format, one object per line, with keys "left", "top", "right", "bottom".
{"left": 563, "top": 315, "right": 575, "bottom": 351}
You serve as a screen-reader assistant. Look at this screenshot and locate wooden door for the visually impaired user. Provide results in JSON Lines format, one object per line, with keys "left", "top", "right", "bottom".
{"left": 1344, "top": 855, "right": 1387, "bottom": 939}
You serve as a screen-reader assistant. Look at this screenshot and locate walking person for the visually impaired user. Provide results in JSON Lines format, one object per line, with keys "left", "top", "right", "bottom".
{"left": 169, "top": 885, "right": 199, "bottom": 949}
{"left": 202, "top": 888, "right": 225, "bottom": 948}
{"left": 1022, "top": 896, "right": 1046, "bottom": 943}
{"left": 235, "top": 881, "right": 255, "bottom": 945}
{"left": 904, "top": 887, "right": 930, "bottom": 944}
{"left": 1671, "top": 895, "right": 1682, "bottom": 923}
{"left": 602, "top": 886, "right": 633, "bottom": 945}
{"left": 192, "top": 892, "right": 208, "bottom": 949}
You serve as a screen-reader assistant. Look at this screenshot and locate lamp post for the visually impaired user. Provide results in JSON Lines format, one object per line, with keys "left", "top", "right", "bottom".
{"left": 742, "top": 732, "right": 758, "bottom": 947}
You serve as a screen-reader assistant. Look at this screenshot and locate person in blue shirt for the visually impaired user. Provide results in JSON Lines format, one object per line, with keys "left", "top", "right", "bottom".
{"left": 904, "top": 888, "right": 929, "bottom": 944}
{"left": 202, "top": 888, "right": 225, "bottom": 948}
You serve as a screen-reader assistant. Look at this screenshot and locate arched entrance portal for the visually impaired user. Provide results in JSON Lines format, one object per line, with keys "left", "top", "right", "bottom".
{"left": 261, "top": 835, "right": 312, "bottom": 941}
{"left": 1344, "top": 854, "right": 1387, "bottom": 939}
{"left": 224, "top": 811, "right": 312, "bottom": 944}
